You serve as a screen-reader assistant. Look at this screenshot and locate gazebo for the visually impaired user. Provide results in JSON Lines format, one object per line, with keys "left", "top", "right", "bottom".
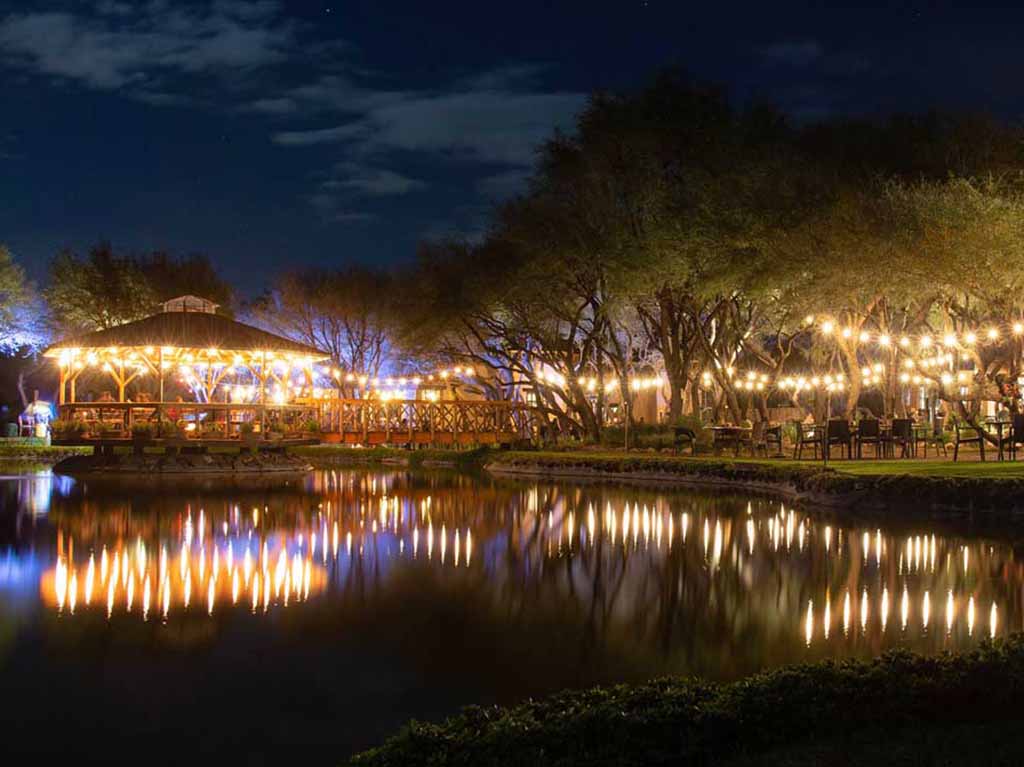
{"left": 44, "top": 296, "right": 331, "bottom": 446}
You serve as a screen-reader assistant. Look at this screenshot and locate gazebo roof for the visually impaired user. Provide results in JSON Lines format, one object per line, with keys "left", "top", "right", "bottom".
{"left": 44, "top": 310, "right": 329, "bottom": 360}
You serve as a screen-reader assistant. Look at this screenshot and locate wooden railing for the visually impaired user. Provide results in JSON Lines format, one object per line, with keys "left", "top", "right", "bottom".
{"left": 56, "top": 402, "right": 318, "bottom": 440}
{"left": 56, "top": 398, "right": 538, "bottom": 446}
{"left": 312, "top": 398, "right": 537, "bottom": 446}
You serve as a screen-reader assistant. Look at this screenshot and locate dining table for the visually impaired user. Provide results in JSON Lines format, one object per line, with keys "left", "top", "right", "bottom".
{"left": 710, "top": 425, "right": 751, "bottom": 455}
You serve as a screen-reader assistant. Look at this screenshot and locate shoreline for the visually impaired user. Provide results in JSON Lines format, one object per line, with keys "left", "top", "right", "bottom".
{"left": 483, "top": 452, "right": 1024, "bottom": 519}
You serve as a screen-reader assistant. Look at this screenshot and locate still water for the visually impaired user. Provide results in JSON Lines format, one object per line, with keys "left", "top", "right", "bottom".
{"left": 0, "top": 465, "right": 1021, "bottom": 761}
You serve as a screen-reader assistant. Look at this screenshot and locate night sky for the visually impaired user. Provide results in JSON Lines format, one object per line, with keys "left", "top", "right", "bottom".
{"left": 2, "top": 1, "right": 1021, "bottom": 296}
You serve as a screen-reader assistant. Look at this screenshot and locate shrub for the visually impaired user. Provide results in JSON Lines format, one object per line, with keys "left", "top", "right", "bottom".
{"left": 51, "top": 419, "right": 84, "bottom": 437}
{"left": 350, "top": 638, "right": 1024, "bottom": 767}
{"left": 201, "top": 420, "right": 225, "bottom": 436}
{"left": 131, "top": 422, "right": 154, "bottom": 439}
{"left": 157, "top": 419, "right": 180, "bottom": 438}
{"left": 600, "top": 416, "right": 712, "bottom": 450}
{"left": 239, "top": 421, "right": 256, "bottom": 435}
{"left": 301, "top": 418, "right": 320, "bottom": 433}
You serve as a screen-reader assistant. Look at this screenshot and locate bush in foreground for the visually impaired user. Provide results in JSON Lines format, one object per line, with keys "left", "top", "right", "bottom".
{"left": 349, "top": 638, "right": 1024, "bottom": 766}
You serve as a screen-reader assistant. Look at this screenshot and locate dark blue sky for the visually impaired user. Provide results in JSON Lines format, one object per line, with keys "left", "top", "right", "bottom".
{"left": 1, "top": 1, "right": 1020, "bottom": 296}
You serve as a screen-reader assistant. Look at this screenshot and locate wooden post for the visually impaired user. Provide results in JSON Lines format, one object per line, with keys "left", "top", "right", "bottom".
{"left": 58, "top": 367, "right": 66, "bottom": 405}
{"left": 260, "top": 351, "right": 267, "bottom": 434}
{"left": 453, "top": 401, "right": 461, "bottom": 447}
{"left": 158, "top": 347, "right": 165, "bottom": 404}
{"left": 117, "top": 359, "right": 126, "bottom": 403}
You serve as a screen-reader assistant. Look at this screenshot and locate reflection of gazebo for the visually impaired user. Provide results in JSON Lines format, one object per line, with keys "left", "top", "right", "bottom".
{"left": 44, "top": 296, "right": 330, "bottom": 445}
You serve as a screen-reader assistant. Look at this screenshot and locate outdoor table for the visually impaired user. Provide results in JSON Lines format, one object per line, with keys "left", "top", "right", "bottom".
{"left": 711, "top": 425, "right": 751, "bottom": 455}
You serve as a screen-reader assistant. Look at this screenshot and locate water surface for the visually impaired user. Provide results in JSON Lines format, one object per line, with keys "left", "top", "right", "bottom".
{"left": 0, "top": 465, "right": 1020, "bottom": 761}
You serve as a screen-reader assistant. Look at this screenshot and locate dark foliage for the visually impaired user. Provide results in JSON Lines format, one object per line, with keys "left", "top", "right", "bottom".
{"left": 351, "top": 637, "right": 1024, "bottom": 766}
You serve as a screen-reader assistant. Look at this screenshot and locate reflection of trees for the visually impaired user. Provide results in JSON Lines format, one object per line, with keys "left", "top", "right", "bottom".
{"left": 16, "top": 470, "right": 1024, "bottom": 681}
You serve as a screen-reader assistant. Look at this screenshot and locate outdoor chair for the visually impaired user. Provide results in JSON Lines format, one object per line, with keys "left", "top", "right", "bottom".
{"left": 920, "top": 416, "right": 948, "bottom": 458}
{"left": 745, "top": 421, "right": 770, "bottom": 457}
{"left": 793, "top": 422, "right": 821, "bottom": 460}
{"left": 890, "top": 418, "right": 914, "bottom": 458}
{"left": 764, "top": 424, "right": 783, "bottom": 456}
{"left": 673, "top": 426, "right": 697, "bottom": 455}
{"left": 953, "top": 422, "right": 986, "bottom": 462}
{"left": 1009, "top": 414, "right": 1024, "bottom": 461}
{"left": 856, "top": 418, "right": 883, "bottom": 459}
{"left": 826, "top": 419, "right": 853, "bottom": 459}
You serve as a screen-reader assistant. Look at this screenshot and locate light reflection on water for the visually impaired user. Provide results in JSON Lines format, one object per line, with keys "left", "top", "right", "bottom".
{"left": 0, "top": 467, "right": 1022, "bottom": 758}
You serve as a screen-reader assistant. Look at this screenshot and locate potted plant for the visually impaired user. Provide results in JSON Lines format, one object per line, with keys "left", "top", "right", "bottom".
{"left": 100, "top": 423, "right": 124, "bottom": 439}
{"left": 201, "top": 421, "right": 225, "bottom": 439}
{"left": 131, "top": 422, "right": 154, "bottom": 454}
{"left": 266, "top": 416, "right": 284, "bottom": 441}
{"left": 239, "top": 420, "right": 259, "bottom": 448}
{"left": 51, "top": 419, "right": 85, "bottom": 441}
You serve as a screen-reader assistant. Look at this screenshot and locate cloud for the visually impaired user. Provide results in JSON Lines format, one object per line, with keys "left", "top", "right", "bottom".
{"left": 758, "top": 40, "right": 824, "bottom": 67}
{"left": 476, "top": 168, "right": 532, "bottom": 201}
{"left": 273, "top": 86, "right": 585, "bottom": 166}
{"left": 270, "top": 64, "right": 584, "bottom": 224}
{"left": 244, "top": 97, "right": 299, "bottom": 114}
{"left": 275, "top": 123, "right": 366, "bottom": 145}
{"left": 452, "top": 62, "right": 549, "bottom": 92}
{"left": 324, "top": 163, "right": 426, "bottom": 197}
{"left": 308, "top": 192, "right": 376, "bottom": 224}
{"left": 0, "top": 2, "right": 293, "bottom": 91}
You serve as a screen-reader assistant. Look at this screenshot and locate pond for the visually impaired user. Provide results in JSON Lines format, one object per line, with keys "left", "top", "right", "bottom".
{"left": 0, "top": 465, "right": 1020, "bottom": 761}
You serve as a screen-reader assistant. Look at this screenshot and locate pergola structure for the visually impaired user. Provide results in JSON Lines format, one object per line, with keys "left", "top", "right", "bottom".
{"left": 45, "top": 296, "right": 331, "bottom": 444}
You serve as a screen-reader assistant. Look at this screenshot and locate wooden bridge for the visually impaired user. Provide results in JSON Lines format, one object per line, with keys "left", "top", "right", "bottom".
{"left": 54, "top": 398, "right": 539, "bottom": 448}
{"left": 314, "top": 398, "right": 537, "bottom": 447}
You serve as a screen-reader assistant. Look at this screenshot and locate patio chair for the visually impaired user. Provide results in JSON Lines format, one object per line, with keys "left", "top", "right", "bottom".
{"left": 1004, "top": 414, "right": 1024, "bottom": 461}
{"left": 673, "top": 426, "right": 697, "bottom": 455}
{"left": 765, "top": 424, "right": 783, "bottom": 456}
{"left": 953, "top": 422, "right": 986, "bottom": 462}
{"left": 890, "top": 418, "right": 914, "bottom": 458}
{"left": 920, "top": 416, "right": 948, "bottom": 458}
{"left": 826, "top": 419, "right": 853, "bottom": 459}
{"left": 793, "top": 422, "right": 821, "bottom": 460}
{"left": 745, "top": 421, "right": 770, "bottom": 457}
{"left": 856, "top": 418, "right": 883, "bottom": 459}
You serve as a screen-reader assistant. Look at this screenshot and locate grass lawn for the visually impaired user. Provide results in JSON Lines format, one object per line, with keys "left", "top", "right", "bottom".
{"left": 825, "top": 458, "right": 1024, "bottom": 478}
{"left": 496, "top": 449, "right": 1024, "bottom": 480}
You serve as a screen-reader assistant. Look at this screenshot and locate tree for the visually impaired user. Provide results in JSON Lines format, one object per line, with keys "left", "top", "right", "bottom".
{"left": 137, "top": 252, "right": 233, "bottom": 312}
{"left": 45, "top": 243, "right": 234, "bottom": 335}
{"left": 249, "top": 266, "right": 395, "bottom": 383}
{"left": 0, "top": 245, "right": 31, "bottom": 350}
{"left": 46, "top": 244, "right": 158, "bottom": 333}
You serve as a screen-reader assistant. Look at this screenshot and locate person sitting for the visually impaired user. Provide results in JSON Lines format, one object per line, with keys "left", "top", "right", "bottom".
{"left": 97, "top": 391, "right": 115, "bottom": 403}
{"left": 166, "top": 396, "right": 184, "bottom": 421}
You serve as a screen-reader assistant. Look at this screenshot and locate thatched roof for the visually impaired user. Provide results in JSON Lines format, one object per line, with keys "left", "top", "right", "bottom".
{"left": 45, "top": 311, "right": 329, "bottom": 359}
